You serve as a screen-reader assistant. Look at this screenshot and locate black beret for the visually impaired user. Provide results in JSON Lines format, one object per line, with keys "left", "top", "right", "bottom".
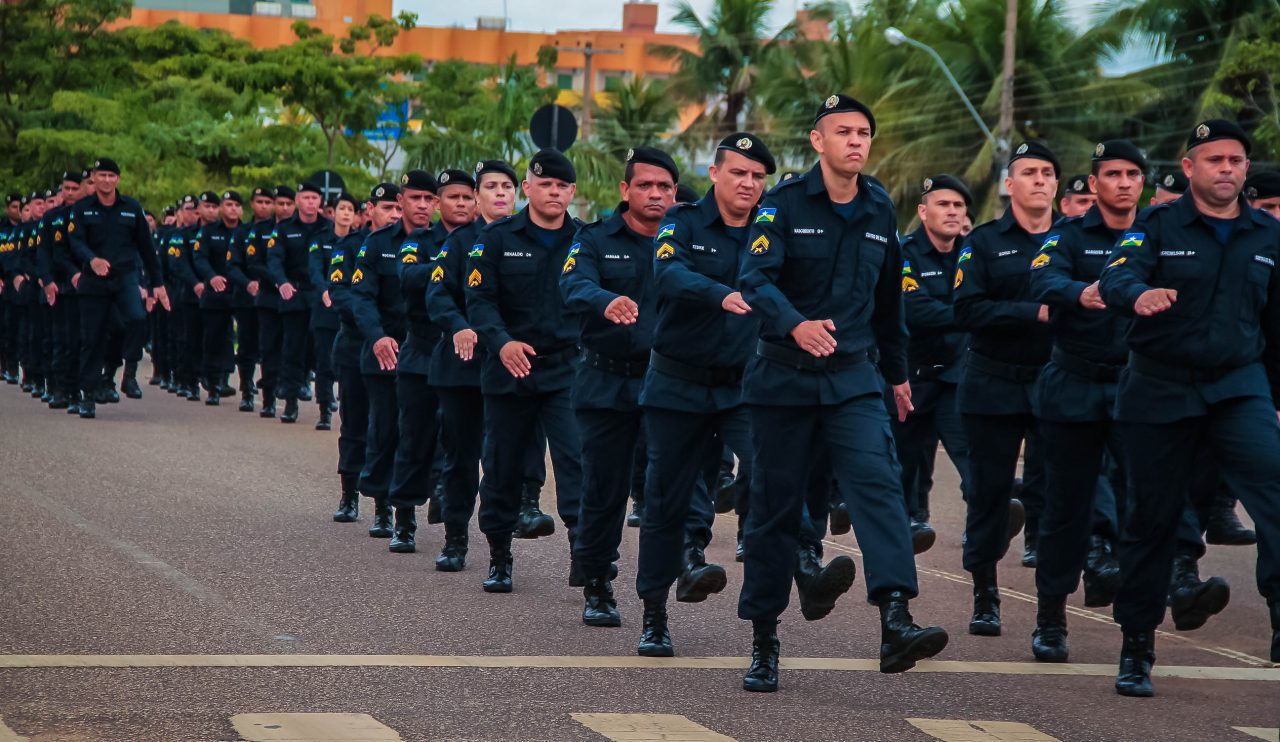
{"left": 1155, "top": 171, "right": 1188, "bottom": 194}
{"left": 778, "top": 171, "right": 803, "bottom": 183}
{"left": 1245, "top": 171, "right": 1280, "bottom": 201}
{"left": 716, "top": 132, "right": 776, "bottom": 175}
{"left": 1063, "top": 174, "right": 1091, "bottom": 195}
{"left": 199, "top": 191, "right": 220, "bottom": 204}
{"left": 163, "top": 206, "right": 175, "bottom": 217}
{"left": 370, "top": 182, "right": 400, "bottom": 203}
{"left": 221, "top": 190, "right": 242, "bottom": 204}
{"left": 61, "top": 170, "right": 83, "bottom": 184}
{"left": 20, "top": 195, "right": 29, "bottom": 205}
{"left": 814, "top": 93, "right": 876, "bottom": 136}
{"left": 297, "top": 181, "right": 324, "bottom": 196}
{"left": 399, "top": 169, "right": 438, "bottom": 193}
{"left": 41, "top": 188, "right": 54, "bottom": 199}
{"left": 625, "top": 146, "right": 679, "bottom": 183}
{"left": 1008, "top": 140, "right": 1060, "bottom": 178}
{"left": 80, "top": 169, "right": 91, "bottom": 180}
{"left": 475, "top": 160, "right": 518, "bottom": 186}
{"left": 5, "top": 192, "right": 21, "bottom": 206}
{"left": 334, "top": 191, "right": 359, "bottom": 209}
{"left": 252, "top": 186, "right": 274, "bottom": 199}
{"left": 274, "top": 185, "right": 296, "bottom": 200}
{"left": 920, "top": 174, "right": 972, "bottom": 206}
{"left": 180, "top": 194, "right": 197, "bottom": 206}
{"left": 437, "top": 169, "right": 476, "bottom": 190}
{"left": 674, "top": 184, "right": 701, "bottom": 205}
{"left": 528, "top": 149, "right": 576, "bottom": 184}
{"left": 1092, "top": 139, "right": 1147, "bottom": 171}
{"left": 92, "top": 157, "right": 120, "bottom": 175}
{"left": 1187, "top": 119, "right": 1252, "bottom": 156}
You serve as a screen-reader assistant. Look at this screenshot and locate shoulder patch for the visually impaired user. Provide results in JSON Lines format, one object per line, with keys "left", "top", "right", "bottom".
{"left": 1030, "top": 252, "right": 1051, "bottom": 269}
{"left": 467, "top": 268, "right": 482, "bottom": 287}
{"left": 431, "top": 265, "right": 445, "bottom": 283}
{"left": 657, "top": 223, "right": 675, "bottom": 240}
{"left": 1040, "top": 234, "right": 1060, "bottom": 251}
{"left": 469, "top": 244, "right": 484, "bottom": 258}
{"left": 1119, "top": 232, "right": 1144, "bottom": 248}
{"left": 957, "top": 246, "right": 973, "bottom": 262}
{"left": 656, "top": 243, "right": 675, "bottom": 261}
{"left": 754, "top": 208, "right": 776, "bottom": 224}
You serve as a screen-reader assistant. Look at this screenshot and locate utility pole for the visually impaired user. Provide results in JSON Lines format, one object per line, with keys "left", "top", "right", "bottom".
{"left": 558, "top": 42, "right": 622, "bottom": 141}
{"left": 996, "top": 0, "right": 1017, "bottom": 215}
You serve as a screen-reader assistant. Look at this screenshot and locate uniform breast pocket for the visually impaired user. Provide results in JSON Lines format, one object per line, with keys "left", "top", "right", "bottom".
{"left": 847, "top": 240, "right": 886, "bottom": 295}
{"left": 499, "top": 258, "right": 538, "bottom": 277}
{"left": 1157, "top": 259, "right": 1200, "bottom": 282}
{"left": 986, "top": 256, "right": 1030, "bottom": 293}
{"left": 600, "top": 260, "right": 637, "bottom": 289}
{"left": 780, "top": 238, "right": 828, "bottom": 292}
{"left": 1242, "top": 262, "right": 1272, "bottom": 321}
{"left": 117, "top": 215, "right": 136, "bottom": 227}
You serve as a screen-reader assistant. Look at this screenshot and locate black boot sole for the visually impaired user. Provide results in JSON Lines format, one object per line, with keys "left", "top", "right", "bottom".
{"left": 1171, "top": 578, "right": 1230, "bottom": 631}
{"left": 798, "top": 556, "right": 857, "bottom": 621}
{"left": 912, "top": 528, "right": 937, "bottom": 555}
{"left": 435, "top": 556, "right": 466, "bottom": 572}
{"left": 583, "top": 609, "right": 622, "bottom": 628}
{"left": 881, "top": 627, "right": 949, "bottom": 673}
{"left": 675, "top": 565, "right": 727, "bottom": 603}
{"left": 1115, "top": 679, "right": 1154, "bottom": 697}
{"left": 368, "top": 525, "right": 393, "bottom": 538}
{"left": 1006, "top": 499, "right": 1026, "bottom": 546}
{"left": 637, "top": 642, "right": 674, "bottom": 658}
{"left": 1205, "top": 529, "right": 1257, "bottom": 546}
{"left": 388, "top": 539, "right": 416, "bottom": 553}
{"left": 829, "top": 506, "right": 852, "bottom": 536}
{"left": 514, "top": 516, "right": 555, "bottom": 539}
{"left": 483, "top": 580, "right": 513, "bottom": 594}
{"left": 333, "top": 512, "right": 357, "bottom": 523}
{"left": 968, "top": 618, "right": 1001, "bottom": 637}
{"left": 742, "top": 674, "right": 778, "bottom": 692}
{"left": 1083, "top": 571, "right": 1120, "bottom": 608}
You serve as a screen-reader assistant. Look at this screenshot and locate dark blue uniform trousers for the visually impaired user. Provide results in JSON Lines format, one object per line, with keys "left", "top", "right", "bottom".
{"left": 637, "top": 405, "right": 751, "bottom": 602}
{"left": 78, "top": 277, "right": 146, "bottom": 395}
{"left": 478, "top": 389, "right": 582, "bottom": 540}
{"left": 1115, "top": 395, "right": 1280, "bottom": 632}
{"left": 257, "top": 307, "right": 283, "bottom": 399}
{"left": 961, "top": 412, "right": 1044, "bottom": 572}
{"left": 574, "top": 407, "right": 644, "bottom": 579}
{"left": 312, "top": 327, "right": 337, "bottom": 409}
{"left": 359, "top": 373, "right": 398, "bottom": 499}
{"left": 276, "top": 310, "right": 309, "bottom": 401}
{"left": 51, "top": 294, "right": 80, "bottom": 393}
{"left": 739, "top": 394, "right": 918, "bottom": 621}
{"left": 892, "top": 381, "right": 969, "bottom": 519}
{"left": 438, "top": 385, "right": 484, "bottom": 532}
{"left": 335, "top": 362, "right": 368, "bottom": 477}
{"left": 388, "top": 371, "right": 440, "bottom": 509}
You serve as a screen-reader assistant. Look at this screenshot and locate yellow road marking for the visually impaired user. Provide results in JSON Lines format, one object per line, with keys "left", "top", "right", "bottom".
{"left": 1233, "top": 728, "right": 1278, "bottom": 741}
{"left": 231, "top": 713, "right": 402, "bottom": 741}
{"left": 0, "top": 654, "right": 1276, "bottom": 681}
{"left": 572, "top": 713, "right": 737, "bottom": 741}
{"left": 908, "top": 718, "right": 1060, "bottom": 741}
{"left": 0, "top": 715, "right": 29, "bottom": 742}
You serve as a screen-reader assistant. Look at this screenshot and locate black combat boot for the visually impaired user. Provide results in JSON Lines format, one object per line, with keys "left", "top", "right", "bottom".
{"left": 102, "top": 373, "right": 122, "bottom": 403}
{"left": 828, "top": 496, "right": 852, "bottom": 536}
{"left": 121, "top": 362, "right": 142, "bottom": 399}
{"left": 910, "top": 519, "right": 937, "bottom": 555}
{"left": 969, "top": 564, "right": 1001, "bottom": 636}
{"left": 735, "top": 520, "right": 745, "bottom": 563}
{"left": 47, "top": 385, "right": 69, "bottom": 409}
{"left": 239, "top": 387, "right": 254, "bottom": 412}
{"left": 78, "top": 395, "right": 96, "bottom": 419}
{"left": 435, "top": 526, "right": 468, "bottom": 572}
{"left": 1168, "top": 552, "right": 1229, "bottom": 631}
{"left": 636, "top": 599, "right": 673, "bottom": 657}
{"left": 388, "top": 507, "right": 417, "bottom": 553}
{"left": 315, "top": 406, "right": 332, "bottom": 431}
{"left": 259, "top": 391, "right": 276, "bottom": 418}
{"left": 513, "top": 484, "right": 555, "bottom": 539}
{"left": 1031, "top": 593, "right": 1069, "bottom": 662}
{"left": 1115, "top": 631, "right": 1155, "bottom": 697}
{"left": 368, "top": 497, "right": 393, "bottom": 538}
{"left": 1006, "top": 496, "right": 1026, "bottom": 546}
{"left": 217, "top": 374, "right": 235, "bottom": 397}
{"left": 333, "top": 474, "right": 359, "bottom": 522}
{"left": 280, "top": 397, "right": 299, "bottom": 423}
{"left": 1021, "top": 514, "right": 1039, "bottom": 568}
{"left": 427, "top": 481, "right": 443, "bottom": 524}
{"left": 1082, "top": 534, "right": 1121, "bottom": 607}
{"left": 1269, "top": 600, "right": 1279, "bottom": 663}
{"left": 1204, "top": 493, "right": 1256, "bottom": 545}
{"left": 878, "top": 590, "right": 949, "bottom": 673}
{"left": 297, "top": 382, "right": 312, "bottom": 402}
{"left": 568, "top": 529, "right": 586, "bottom": 588}
{"left": 794, "top": 543, "right": 856, "bottom": 621}
{"left": 626, "top": 488, "right": 644, "bottom": 528}
{"left": 582, "top": 578, "right": 621, "bottom": 627}
{"left": 204, "top": 377, "right": 221, "bottom": 406}
{"left": 675, "top": 540, "right": 727, "bottom": 603}
{"left": 742, "top": 620, "right": 780, "bottom": 692}
{"left": 482, "top": 537, "right": 513, "bottom": 593}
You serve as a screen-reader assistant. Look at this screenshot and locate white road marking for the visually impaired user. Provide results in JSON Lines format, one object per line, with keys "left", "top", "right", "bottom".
{"left": 572, "top": 713, "right": 738, "bottom": 741}
{"left": 231, "top": 713, "right": 402, "bottom": 741}
{"left": 907, "top": 718, "right": 1061, "bottom": 741}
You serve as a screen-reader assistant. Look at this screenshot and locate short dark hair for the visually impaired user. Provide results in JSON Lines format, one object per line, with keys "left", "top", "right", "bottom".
{"left": 624, "top": 160, "right": 676, "bottom": 185}
{"left": 713, "top": 148, "right": 727, "bottom": 168}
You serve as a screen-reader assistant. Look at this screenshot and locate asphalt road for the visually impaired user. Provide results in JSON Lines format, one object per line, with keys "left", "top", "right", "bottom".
{"left": 1, "top": 365, "right": 1277, "bottom": 742}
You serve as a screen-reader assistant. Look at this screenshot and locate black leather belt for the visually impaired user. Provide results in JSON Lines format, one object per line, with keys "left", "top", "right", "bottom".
{"left": 911, "top": 363, "right": 952, "bottom": 381}
{"left": 1129, "top": 351, "right": 1233, "bottom": 384}
{"left": 966, "top": 350, "right": 1043, "bottom": 384}
{"left": 756, "top": 340, "right": 871, "bottom": 372}
{"left": 1051, "top": 347, "right": 1121, "bottom": 383}
{"left": 581, "top": 348, "right": 648, "bottom": 379}
{"left": 529, "top": 345, "right": 578, "bottom": 368}
{"left": 649, "top": 350, "right": 743, "bottom": 387}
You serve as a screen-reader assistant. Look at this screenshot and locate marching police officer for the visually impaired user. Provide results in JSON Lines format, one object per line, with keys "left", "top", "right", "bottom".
{"left": 953, "top": 140, "right": 1059, "bottom": 637}
{"left": 244, "top": 187, "right": 285, "bottom": 416}
{"left": 738, "top": 95, "right": 947, "bottom": 692}
{"left": 68, "top": 158, "right": 170, "bottom": 418}
{"left": 226, "top": 187, "right": 274, "bottom": 411}
{"left": 561, "top": 146, "right": 678, "bottom": 627}
{"left": 1059, "top": 174, "right": 1095, "bottom": 217}
{"left": 1246, "top": 170, "right": 1280, "bottom": 220}
{"left": 465, "top": 148, "right": 585, "bottom": 593}
{"left": 192, "top": 190, "right": 246, "bottom": 405}
{"left": 1150, "top": 171, "right": 1188, "bottom": 206}
{"left": 1099, "top": 119, "right": 1280, "bottom": 693}
{"left": 895, "top": 174, "right": 973, "bottom": 553}
{"left": 38, "top": 172, "right": 86, "bottom": 410}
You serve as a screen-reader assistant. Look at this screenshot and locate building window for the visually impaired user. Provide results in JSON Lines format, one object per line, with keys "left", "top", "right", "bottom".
{"left": 557, "top": 73, "right": 574, "bottom": 91}
{"left": 602, "top": 74, "right": 623, "bottom": 93}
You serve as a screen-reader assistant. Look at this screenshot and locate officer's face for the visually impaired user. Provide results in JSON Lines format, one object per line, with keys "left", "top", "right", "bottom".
{"left": 399, "top": 188, "right": 437, "bottom": 229}
{"left": 917, "top": 190, "right": 967, "bottom": 240}
{"left": 295, "top": 191, "right": 322, "bottom": 220}
{"left": 369, "top": 200, "right": 402, "bottom": 229}
{"left": 275, "top": 198, "right": 295, "bottom": 220}
{"left": 94, "top": 171, "right": 119, "bottom": 194}
{"left": 29, "top": 199, "right": 46, "bottom": 219}
{"left": 1183, "top": 140, "right": 1248, "bottom": 207}
{"left": 220, "top": 200, "right": 242, "bottom": 225}
{"left": 6, "top": 202, "right": 19, "bottom": 221}
{"left": 1058, "top": 193, "right": 1096, "bottom": 217}
{"left": 333, "top": 200, "right": 357, "bottom": 229}
{"left": 20, "top": 205, "right": 30, "bottom": 220}
{"left": 810, "top": 112, "right": 873, "bottom": 177}
{"left": 198, "top": 201, "right": 220, "bottom": 223}
{"left": 1252, "top": 197, "right": 1280, "bottom": 220}
{"left": 708, "top": 150, "right": 767, "bottom": 217}
{"left": 1005, "top": 159, "right": 1057, "bottom": 211}
{"left": 523, "top": 174, "right": 575, "bottom": 221}
{"left": 1090, "top": 162, "right": 1144, "bottom": 213}
{"left": 437, "top": 184, "right": 477, "bottom": 229}
{"left": 145, "top": 214, "right": 156, "bottom": 231}
{"left": 251, "top": 196, "right": 274, "bottom": 221}
{"left": 620, "top": 162, "right": 676, "bottom": 224}
{"left": 61, "top": 181, "right": 81, "bottom": 203}
{"left": 163, "top": 214, "right": 176, "bottom": 226}
{"left": 476, "top": 174, "right": 516, "bottom": 221}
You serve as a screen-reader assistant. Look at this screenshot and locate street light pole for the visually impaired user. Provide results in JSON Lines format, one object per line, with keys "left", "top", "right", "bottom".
{"left": 557, "top": 42, "right": 622, "bottom": 141}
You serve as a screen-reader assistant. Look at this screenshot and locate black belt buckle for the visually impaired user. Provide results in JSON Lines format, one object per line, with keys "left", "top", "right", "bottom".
{"left": 582, "top": 348, "right": 648, "bottom": 379}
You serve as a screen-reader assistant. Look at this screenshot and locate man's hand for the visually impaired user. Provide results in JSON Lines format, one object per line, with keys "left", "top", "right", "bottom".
{"left": 499, "top": 340, "right": 536, "bottom": 378}
{"left": 12, "top": 275, "right": 24, "bottom": 291}
{"left": 1037, "top": 305, "right": 1050, "bottom": 322}
{"left": 153, "top": 285, "right": 171, "bottom": 311}
{"left": 44, "top": 283, "right": 58, "bottom": 306}
{"left": 604, "top": 295, "right": 639, "bottom": 325}
{"left": 193, "top": 282, "right": 205, "bottom": 298}
{"left": 454, "top": 329, "right": 478, "bottom": 361}
{"left": 892, "top": 382, "right": 914, "bottom": 423}
{"left": 210, "top": 275, "right": 228, "bottom": 292}
{"left": 1135, "top": 288, "right": 1177, "bottom": 317}
{"left": 372, "top": 336, "right": 399, "bottom": 371}
{"left": 71, "top": 272, "right": 81, "bottom": 289}
{"left": 279, "top": 282, "right": 296, "bottom": 301}
{"left": 321, "top": 290, "right": 332, "bottom": 308}
{"left": 89, "top": 257, "right": 110, "bottom": 276}
{"left": 247, "top": 280, "right": 259, "bottom": 297}
{"left": 721, "top": 292, "right": 751, "bottom": 315}
{"left": 791, "top": 319, "right": 838, "bottom": 357}
{"left": 0, "top": 278, "right": 4, "bottom": 295}
{"left": 1078, "top": 281, "right": 1107, "bottom": 310}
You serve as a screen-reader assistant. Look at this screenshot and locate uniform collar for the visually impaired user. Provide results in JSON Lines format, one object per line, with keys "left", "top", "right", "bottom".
{"left": 801, "top": 161, "right": 891, "bottom": 210}
{"left": 1174, "top": 191, "right": 1265, "bottom": 231}
{"left": 997, "top": 207, "right": 1057, "bottom": 235}
{"left": 1081, "top": 205, "right": 1105, "bottom": 229}
{"left": 694, "top": 188, "right": 726, "bottom": 227}
{"left": 909, "top": 225, "right": 958, "bottom": 256}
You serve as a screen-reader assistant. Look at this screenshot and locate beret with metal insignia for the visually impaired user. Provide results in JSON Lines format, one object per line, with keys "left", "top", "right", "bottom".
{"left": 334, "top": 191, "right": 359, "bottom": 209}
{"left": 1244, "top": 170, "right": 1280, "bottom": 201}
{"left": 674, "top": 184, "right": 701, "bottom": 205}
{"left": 199, "top": 190, "right": 220, "bottom": 204}
{"left": 92, "top": 157, "right": 120, "bottom": 175}
{"left": 61, "top": 170, "right": 83, "bottom": 184}
{"left": 1091, "top": 139, "right": 1148, "bottom": 171}
{"left": 437, "top": 168, "right": 476, "bottom": 190}
{"left": 180, "top": 194, "right": 196, "bottom": 206}
{"left": 274, "top": 185, "right": 296, "bottom": 200}
{"left": 716, "top": 131, "right": 776, "bottom": 174}
{"left": 475, "top": 160, "right": 518, "bottom": 187}
{"left": 221, "top": 190, "right": 243, "bottom": 205}
{"left": 1008, "top": 140, "right": 1060, "bottom": 178}
{"left": 252, "top": 186, "right": 275, "bottom": 199}
{"left": 1064, "top": 175, "right": 1090, "bottom": 195}
{"left": 921, "top": 174, "right": 972, "bottom": 206}
{"left": 297, "top": 181, "right": 324, "bottom": 196}
{"left": 5, "top": 192, "right": 21, "bottom": 206}
{"left": 370, "top": 183, "right": 400, "bottom": 203}
{"left": 813, "top": 93, "right": 877, "bottom": 136}
{"left": 1186, "top": 119, "right": 1252, "bottom": 155}
{"left": 528, "top": 148, "right": 576, "bottom": 184}
{"left": 1155, "top": 171, "right": 1188, "bottom": 194}
{"left": 625, "top": 145, "right": 679, "bottom": 183}
{"left": 400, "top": 169, "right": 438, "bottom": 193}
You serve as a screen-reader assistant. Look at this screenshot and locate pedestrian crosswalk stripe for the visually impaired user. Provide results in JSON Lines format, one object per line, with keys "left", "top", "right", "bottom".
{"left": 0, "top": 654, "right": 1276, "bottom": 682}
{"left": 1232, "top": 728, "right": 1278, "bottom": 741}
{"left": 907, "top": 718, "right": 1061, "bottom": 742}
{"left": 231, "top": 713, "right": 402, "bottom": 741}
{"left": 572, "top": 713, "right": 738, "bottom": 741}
{"left": 0, "top": 715, "right": 28, "bottom": 742}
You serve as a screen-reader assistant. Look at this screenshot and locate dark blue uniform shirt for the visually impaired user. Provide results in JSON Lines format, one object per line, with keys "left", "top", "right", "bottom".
{"left": 900, "top": 226, "right": 967, "bottom": 383}
{"left": 426, "top": 218, "right": 486, "bottom": 388}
